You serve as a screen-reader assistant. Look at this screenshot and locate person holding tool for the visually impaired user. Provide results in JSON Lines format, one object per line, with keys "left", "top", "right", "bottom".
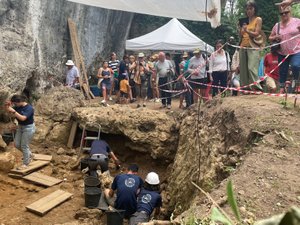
{"left": 5, "top": 95, "right": 35, "bottom": 170}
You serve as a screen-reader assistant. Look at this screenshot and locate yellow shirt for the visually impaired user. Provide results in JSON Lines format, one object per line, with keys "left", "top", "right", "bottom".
{"left": 120, "top": 79, "right": 129, "bottom": 93}
{"left": 240, "top": 17, "right": 259, "bottom": 47}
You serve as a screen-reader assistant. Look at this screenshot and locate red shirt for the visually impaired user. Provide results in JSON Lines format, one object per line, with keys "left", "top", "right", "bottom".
{"left": 264, "top": 53, "right": 279, "bottom": 81}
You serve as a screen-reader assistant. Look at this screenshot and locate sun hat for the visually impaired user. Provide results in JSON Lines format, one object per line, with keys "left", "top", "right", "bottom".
{"left": 66, "top": 60, "right": 75, "bottom": 66}
{"left": 193, "top": 48, "right": 201, "bottom": 54}
{"left": 182, "top": 52, "right": 188, "bottom": 58}
{"left": 279, "top": 5, "right": 291, "bottom": 13}
{"left": 138, "top": 52, "right": 145, "bottom": 58}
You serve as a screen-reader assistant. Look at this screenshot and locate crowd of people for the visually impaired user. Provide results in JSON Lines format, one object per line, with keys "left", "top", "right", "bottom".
{"left": 66, "top": 1, "right": 300, "bottom": 109}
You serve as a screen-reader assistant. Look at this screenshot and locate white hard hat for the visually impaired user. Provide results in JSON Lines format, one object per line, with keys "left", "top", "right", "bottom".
{"left": 145, "top": 172, "right": 160, "bottom": 185}
{"left": 66, "top": 60, "right": 75, "bottom": 66}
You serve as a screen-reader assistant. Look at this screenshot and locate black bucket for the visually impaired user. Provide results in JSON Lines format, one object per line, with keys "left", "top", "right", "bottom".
{"left": 106, "top": 210, "right": 125, "bottom": 225}
{"left": 84, "top": 187, "right": 101, "bottom": 208}
{"left": 84, "top": 176, "right": 100, "bottom": 188}
{"left": 80, "top": 158, "right": 97, "bottom": 170}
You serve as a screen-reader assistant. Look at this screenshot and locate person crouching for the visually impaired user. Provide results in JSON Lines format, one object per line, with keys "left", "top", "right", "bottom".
{"left": 129, "top": 172, "right": 162, "bottom": 225}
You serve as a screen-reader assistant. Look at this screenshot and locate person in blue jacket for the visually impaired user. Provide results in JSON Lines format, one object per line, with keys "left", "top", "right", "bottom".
{"left": 129, "top": 172, "right": 162, "bottom": 225}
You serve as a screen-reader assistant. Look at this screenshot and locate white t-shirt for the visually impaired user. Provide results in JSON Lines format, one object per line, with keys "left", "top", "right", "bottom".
{"left": 66, "top": 66, "right": 80, "bottom": 86}
{"left": 155, "top": 60, "right": 174, "bottom": 78}
{"left": 209, "top": 50, "right": 230, "bottom": 73}
{"left": 187, "top": 56, "right": 206, "bottom": 79}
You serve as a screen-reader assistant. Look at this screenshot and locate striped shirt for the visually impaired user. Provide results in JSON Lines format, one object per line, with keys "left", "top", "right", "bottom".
{"left": 108, "top": 60, "right": 120, "bottom": 72}
{"left": 271, "top": 18, "right": 300, "bottom": 55}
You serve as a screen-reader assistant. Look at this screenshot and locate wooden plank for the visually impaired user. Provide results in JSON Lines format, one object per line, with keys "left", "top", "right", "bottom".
{"left": 10, "top": 160, "right": 50, "bottom": 176}
{"left": 23, "top": 172, "right": 62, "bottom": 187}
{"left": 8, "top": 173, "right": 23, "bottom": 179}
{"left": 26, "top": 190, "right": 73, "bottom": 216}
{"left": 67, "top": 121, "right": 78, "bottom": 148}
{"left": 33, "top": 154, "right": 52, "bottom": 162}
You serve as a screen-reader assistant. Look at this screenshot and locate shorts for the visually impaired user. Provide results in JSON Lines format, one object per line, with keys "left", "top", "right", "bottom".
{"left": 189, "top": 78, "right": 207, "bottom": 90}
{"left": 232, "top": 78, "right": 240, "bottom": 88}
{"left": 120, "top": 91, "right": 129, "bottom": 98}
{"left": 113, "top": 79, "right": 120, "bottom": 91}
{"left": 266, "top": 76, "right": 277, "bottom": 90}
{"left": 101, "top": 80, "right": 111, "bottom": 90}
{"left": 129, "top": 211, "right": 150, "bottom": 225}
{"left": 90, "top": 154, "right": 109, "bottom": 173}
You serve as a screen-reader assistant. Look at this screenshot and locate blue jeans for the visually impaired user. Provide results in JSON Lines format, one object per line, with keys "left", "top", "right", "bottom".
{"left": 15, "top": 123, "right": 35, "bottom": 165}
{"left": 278, "top": 52, "right": 300, "bottom": 88}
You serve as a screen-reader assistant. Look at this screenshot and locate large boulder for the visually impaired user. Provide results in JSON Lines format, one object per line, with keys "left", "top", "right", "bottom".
{"left": 0, "top": 151, "right": 16, "bottom": 172}
{"left": 72, "top": 105, "right": 179, "bottom": 159}
{"left": 0, "top": 135, "right": 7, "bottom": 151}
{"left": 35, "top": 86, "right": 85, "bottom": 122}
{"left": 0, "top": 86, "right": 13, "bottom": 122}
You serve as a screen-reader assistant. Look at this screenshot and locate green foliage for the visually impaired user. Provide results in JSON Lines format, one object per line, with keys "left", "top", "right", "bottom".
{"left": 292, "top": 4, "right": 300, "bottom": 18}
{"left": 211, "top": 207, "right": 233, "bottom": 225}
{"left": 227, "top": 180, "right": 242, "bottom": 222}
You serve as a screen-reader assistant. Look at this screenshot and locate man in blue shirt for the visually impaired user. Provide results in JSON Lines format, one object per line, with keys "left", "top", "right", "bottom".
{"left": 105, "top": 164, "right": 143, "bottom": 219}
{"left": 129, "top": 172, "right": 162, "bottom": 225}
{"left": 86, "top": 140, "right": 120, "bottom": 177}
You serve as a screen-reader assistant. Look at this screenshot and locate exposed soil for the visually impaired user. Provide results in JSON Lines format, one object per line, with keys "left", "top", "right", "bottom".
{"left": 1, "top": 95, "right": 300, "bottom": 224}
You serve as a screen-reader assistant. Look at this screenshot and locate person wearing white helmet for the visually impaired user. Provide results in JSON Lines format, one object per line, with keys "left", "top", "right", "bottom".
{"left": 129, "top": 172, "right": 162, "bottom": 225}
{"left": 65, "top": 60, "right": 80, "bottom": 88}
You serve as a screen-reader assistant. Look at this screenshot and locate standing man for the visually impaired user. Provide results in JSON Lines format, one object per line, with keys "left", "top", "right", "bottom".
{"left": 65, "top": 60, "right": 80, "bottom": 88}
{"left": 108, "top": 52, "right": 120, "bottom": 100}
{"left": 103, "top": 164, "right": 143, "bottom": 219}
{"left": 154, "top": 52, "right": 174, "bottom": 109}
{"left": 188, "top": 48, "right": 208, "bottom": 103}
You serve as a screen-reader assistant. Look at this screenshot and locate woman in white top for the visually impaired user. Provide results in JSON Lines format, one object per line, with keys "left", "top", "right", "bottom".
{"left": 209, "top": 40, "right": 230, "bottom": 97}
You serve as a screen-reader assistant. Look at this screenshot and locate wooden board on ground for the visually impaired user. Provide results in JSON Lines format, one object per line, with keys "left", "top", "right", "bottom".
{"left": 67, "top": 121, "right": 78, "bottom": 149}
{"left": 8, "top": 173, "right": 23, "bottom": 179}
{"left": 23, "top": 172, "right": 62, "bottom": 187}
{"left": 10, "top": 160, "right": 50, "bottom": 176}
{"left": 33, "top": 154, "right": 52, "bottom": 162}
{"left": 26, "top": 190, "right": 73, "bottom": 216}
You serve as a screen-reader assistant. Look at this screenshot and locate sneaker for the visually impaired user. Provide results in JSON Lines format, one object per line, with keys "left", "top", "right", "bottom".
{"left": 155, "top": 98, "right": 161, "bottom": 103}
{"left": 16, "top": 164, "right": 28, "bottom": 170}
{"left": 167, "top": 105, "right": 171, "bottom": 109}
{"left": 109, "top": 97, "right": 113, "bottom": 101}
{"left": 101, "top": 99, "right": 106, "bottom": 104}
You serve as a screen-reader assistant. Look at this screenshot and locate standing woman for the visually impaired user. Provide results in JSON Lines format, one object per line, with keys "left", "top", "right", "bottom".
{"left": 209, "top": 40, "right": 231, "bottom": 97}
{"left": 269, "top": 5, "right": 300, "bottom": 93}
{"left": 108, "top": 52, "right": 120, "bottom": 100}
{"left": 239, "top": 1, "right": 263, "bottom": 90}
{"left": 5, "top": 95, "right": 35, "bottom": 169}
{"left": 97, "top": 61, "right": 112, "bottom": 105}
{"left": 129, "top": 55, "right": 137, "bottom": 99}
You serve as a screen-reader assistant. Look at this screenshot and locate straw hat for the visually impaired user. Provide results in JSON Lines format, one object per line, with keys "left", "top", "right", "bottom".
{"left": 66, "top": 60, "right": 75, "bottom": 66}
{"left": 138, "top": 52, "right": 145, "bottom": 58}
{"left": 182, "top": 52, "right": 188, "bottom": 58}
{"left": 249, "top": 31, "right": 267, "bottom": 48}
{"left": 193, "top": 48, "right": 201, "bottom": 54}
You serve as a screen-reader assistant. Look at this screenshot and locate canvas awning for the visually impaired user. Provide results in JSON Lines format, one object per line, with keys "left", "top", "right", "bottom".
{"left": 126, "top": 18, "right": 214, "bottom": 53}
{"left": 67, "top": 0, "right": 221, "bottom": 28}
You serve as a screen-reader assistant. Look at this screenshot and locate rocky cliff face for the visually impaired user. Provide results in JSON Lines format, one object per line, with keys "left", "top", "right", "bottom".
{"left": 0, "top": 0, "right": 133, "bottom": 95}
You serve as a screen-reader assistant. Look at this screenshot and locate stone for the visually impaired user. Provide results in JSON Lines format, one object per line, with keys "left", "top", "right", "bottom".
{"left": 57, "top": 147, "right": 65, "bottom": 155}
{"left": 73, "top": 105, "right": 179, "bottom": 159}
{"left": 0, "top": 86, "right": 13, "bottom": 122}
{"left": 0, "top": 151, "right": 16, "bottom": 172}
{"left": 0, "top": 135, "right": 7, "bottom": 151}
{"left": 74, "top": 207, "right": 102, "bottom": 220}
{"left": 46, "top": 122, "right": 72, "bottom": 145}
{"left": 32, "top": 116, "right": 53, "bottom": 143}
{"left": 66, "top": 149, "right": 77, "bottom": 156}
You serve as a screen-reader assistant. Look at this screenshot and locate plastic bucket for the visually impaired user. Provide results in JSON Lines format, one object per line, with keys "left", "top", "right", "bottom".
{"left": 80, "top": 158, "right": 98, "bottom": 171}
{"left": 84, "top": 176, "right": 100, "bottom": 188}
{"left": 84, "top": 187, "right": 101, "bottom": 208}
{"left": 106, "top": 210, "right": 125, "bottom": 225}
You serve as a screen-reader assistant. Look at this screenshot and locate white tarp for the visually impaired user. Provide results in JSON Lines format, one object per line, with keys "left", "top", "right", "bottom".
{"left": 126, "top": 18, "right": 214, "bottom": 53}
{"left": 67, "top": 0, "right": 221, "bottom": 28}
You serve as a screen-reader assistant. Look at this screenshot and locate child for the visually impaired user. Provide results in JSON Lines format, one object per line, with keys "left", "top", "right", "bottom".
{"left": 119, "top": 74, "right": 134, "bottom": 104}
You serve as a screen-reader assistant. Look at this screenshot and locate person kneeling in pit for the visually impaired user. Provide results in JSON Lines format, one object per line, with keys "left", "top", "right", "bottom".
{"left": 84, "top": 139, "right": 121, "bottom": 177}
{"left": 129, "top": 172, "right": 162, "bottom": 225}
{"left": 99, "top": 164, "right": 143, "bottom": 219}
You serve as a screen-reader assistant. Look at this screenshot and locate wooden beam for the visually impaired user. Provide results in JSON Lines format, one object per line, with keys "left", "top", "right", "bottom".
{"left": 26, "top": 190, "right": 73, "bottom": 216}
{"left": 23, "top": 172, "right": 62, "bottom": 187}
{"left": 67, "top": 121, "right": 78, "bottom": 148}
{"left": 10, "top": 161, "right": 50, "bottom": 176}
{"left": 33, "top": 154, "right": 52, "bottom": 162}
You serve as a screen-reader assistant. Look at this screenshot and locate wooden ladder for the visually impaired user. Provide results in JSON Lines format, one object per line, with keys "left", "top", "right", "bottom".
{"left": 68, "top": 18, "right": 95, "bottom": 99}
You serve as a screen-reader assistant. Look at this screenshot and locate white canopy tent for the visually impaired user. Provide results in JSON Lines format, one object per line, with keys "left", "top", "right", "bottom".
{"left": 126, "top": 18, "right": 214, "bottom": 53}
{"left": 67, "top": 0, "right": 221, "bottom": 28}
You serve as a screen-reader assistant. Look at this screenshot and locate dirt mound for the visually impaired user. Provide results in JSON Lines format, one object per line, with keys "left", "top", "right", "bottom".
{"left": 168, "top": 96, "right": 300, "bottom": 222}
{"left": 33, "top": 86, "right": 85, "bottom": 145}
{"left": 72, "top": 105, "right": 179, "bottom": 159}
